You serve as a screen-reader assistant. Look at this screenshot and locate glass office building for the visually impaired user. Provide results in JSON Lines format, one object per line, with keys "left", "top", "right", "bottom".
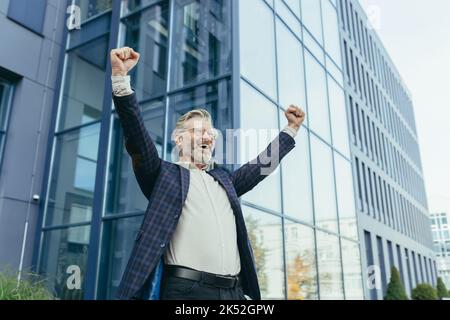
{"left": 34, "top": 0, "right": 364, "bottom": 300}
{"left": 431, "top": 213, "right": 450, "bottom": 288}
{"left": 338, "top": 0, "right": 436, "bottom": 299}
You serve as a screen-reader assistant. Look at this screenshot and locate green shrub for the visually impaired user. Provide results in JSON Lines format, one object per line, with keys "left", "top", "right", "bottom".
{"left": 384, "top": 266, "right": 408, "bottom": 300}
{"left": 436, "top": 277, "right": 449, "bottom": 299}
{"left": 411, "top": 283, "right": 438, "bottom": 300}
{"left": 0, "top": 271, "right": 54, "bottom": 300}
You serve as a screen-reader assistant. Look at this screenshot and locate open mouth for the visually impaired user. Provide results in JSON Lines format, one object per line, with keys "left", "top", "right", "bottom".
{"left": 200, "top": 144, "right": 209, "bottom": 150}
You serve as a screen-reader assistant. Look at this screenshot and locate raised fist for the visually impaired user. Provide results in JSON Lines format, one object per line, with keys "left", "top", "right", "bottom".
{"left": 110, "top": 47, "right": 140, "bottom": 76}
{"left": 285, "top": 105, "right": 306, "bottom": 131}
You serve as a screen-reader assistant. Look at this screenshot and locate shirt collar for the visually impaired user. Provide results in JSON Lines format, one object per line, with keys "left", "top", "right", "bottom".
{"left": 176, "top": 161, "right": 215, "bottom": 172}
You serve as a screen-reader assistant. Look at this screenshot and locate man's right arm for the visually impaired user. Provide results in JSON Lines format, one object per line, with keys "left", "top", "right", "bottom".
{"left": 111, "top": 48, "right": 161, "bottom": 199}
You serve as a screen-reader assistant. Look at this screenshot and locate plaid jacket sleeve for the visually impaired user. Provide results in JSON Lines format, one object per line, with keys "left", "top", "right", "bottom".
{"left": 112, "top": 92, "right": 161, "bottom": 199}
{"left": 230, "top": 131, "right": 296, "bottom": 197}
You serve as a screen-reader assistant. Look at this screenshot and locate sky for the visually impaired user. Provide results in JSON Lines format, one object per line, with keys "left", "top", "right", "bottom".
{"left": 359, "top": 0, "right": 450, "bottom": 215}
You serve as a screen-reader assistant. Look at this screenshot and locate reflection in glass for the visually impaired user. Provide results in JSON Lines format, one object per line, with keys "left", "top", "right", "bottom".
{"left": 334, "top": 153, "right": 358, "bottom": 240}
{"left": 284, "top": 221, "right": 318, "bottom": 299}
{"left": 240, "top": 0, "right": 277, "bottom": 100}
{"left": 316, "top": 231, "right": 344, "bottom": 299}
{"left": 276, "top": 19, "right": 306, "bottom": 123}
{"left": 341, "top": 239, "right": 364, "bottom": 299}
{"left": 240, "top": 81, "right": 281, "bottom": 213}
{"left": 59, "top": 36, "right": 108, "bottom": 131}
{"left": 122, "top": 2, "right": 170, "bottom": 101}
{"left": 77, "top": 0, "right": 112, "bottom": 22}
{"left": 98, "top": 215, "right": 144, "bottom": 299}
{"left": 170, "top": 0, "right": 231, "bottom": 89}
{"left": 166, "top": 79, "right": 232, "bottom": 163}
{"left": 45, "top": 124, "right": 100, "bottom": 226}
{"left": 328, "top": 76, "right": 350, "bottom": 156}
{"left": 39, "top": 226, "right": 90, "bottom": 300}
{"left": 310, "top": 135, "right": 338, "bottom": 232}
{"left": 106, "top": 99, "right": 165, "bottom": 215}
{"left": 243, "top": 206, "right": 284, "bottom": 299}
{"left": 305, "top": 52, "right": 331, "bottom": 143}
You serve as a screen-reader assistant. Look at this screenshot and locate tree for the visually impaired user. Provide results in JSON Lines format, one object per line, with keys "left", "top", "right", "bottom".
{"left": 411, "top": 283, "right": 438, "bottom": 300}
{"left": 436, "top": 277, "right": 449, "bottom": 299}
{"left": 245, "top": 215, "right": 268, "bottom": 295}
{"left": 287, "top": 253, "right": 315, "bottom": 300}
{"left": 384, "top": 266, "right": 408, "bottom": 300}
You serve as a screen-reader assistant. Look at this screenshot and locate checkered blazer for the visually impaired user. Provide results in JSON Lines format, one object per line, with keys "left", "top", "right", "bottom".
{"left": 112, "top": 93, "right": 296, "bottom": 300}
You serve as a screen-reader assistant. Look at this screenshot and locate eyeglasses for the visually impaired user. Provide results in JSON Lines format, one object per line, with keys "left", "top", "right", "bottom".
{"left": 182, "top": 127, "right": 219, "bottom": 139}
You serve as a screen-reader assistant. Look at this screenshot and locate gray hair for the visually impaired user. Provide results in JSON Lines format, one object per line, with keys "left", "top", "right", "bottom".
{"left": 175, "top": 108, "right": 212, "bottom": 130}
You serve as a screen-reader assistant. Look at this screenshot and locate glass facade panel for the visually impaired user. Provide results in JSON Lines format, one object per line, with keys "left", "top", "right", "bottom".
{"left": 300, "top": 0, "right": 323, "bottom": 44}
{"left": 45, "top": 124, "right": 100, "bottom": 226}
{"left": 0, "top": 80, "right": 12, "bottom": 164}
{"left": 305, "top": 52, "right": 331, "bottom": 143}
{"left": 98, "top": 215, "right": 144, "bottom": 299}
{"left": 275, "top": 19, "right": 307, "bottom": 125}
{"left": 59, "top": 36, "right": 109, "bottom": 131}
{"left": 243, "top": 206, "right": 284, "bottom": 299}
{"left": 279, "top": 123, "right": 313, "bottom": 224}
{"left": 170, "top": 0, "right": 231, "bottom": 89}
{"left": 316, "top": 231, "right": 344, "bottom": 299}
{"left": 106, "top": 99, "right": 165, "bottom": 216}
{"left": 328, "top": 76, "right": 350, "bottom": 156}
{"left": 240, "top": 81, "right": 281, "bottom": 213}
{"left": 239, "top": 0, "right": 277, "bottom": 100}
{"left": 334, "top": 152, "right": 358, "bottom": 240}
{"left": 341, "top": 239, "right": 364, "bottom": 299}
{"left": 122, "top": 2, "right": 170, "bottom": 101}
{"left": 321, "top": 0, "right": 342, "bottom": 66}
{"left": 310, "top": 134, "right": 338, "bottom": 232}
{"left": 38, "top": 225, "right": 90, "bottom": 300}
{"left": 284, "top": 221, "right": 318, "bottom": 299}
{"left": 166, "top": 79, "right": 232, "bottom": 162}
{"left": 77, "top": 0, "right": 112, "bottom": 22}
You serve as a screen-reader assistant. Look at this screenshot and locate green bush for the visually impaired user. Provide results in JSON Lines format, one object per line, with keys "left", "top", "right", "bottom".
{"left": 384, "top": 266, "right": 408, "bottom": 300}
{"left": 411, "top": 283, "right": 438, "bottom": 300}
{"left": 0, "top": 271, "right": 54, "bottom": 300}
{"left": 436, "top": 277, "right": 449, "bottom": 299}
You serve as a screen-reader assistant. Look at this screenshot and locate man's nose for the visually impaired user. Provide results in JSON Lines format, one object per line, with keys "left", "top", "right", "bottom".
{"left": 202, "top": 130, "right": 213, "bottom": 142}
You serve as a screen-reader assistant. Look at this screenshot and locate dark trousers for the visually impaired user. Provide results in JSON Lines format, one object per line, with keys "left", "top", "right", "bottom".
{"left": 160, "top": 272, "right": 247, "bottom": 300}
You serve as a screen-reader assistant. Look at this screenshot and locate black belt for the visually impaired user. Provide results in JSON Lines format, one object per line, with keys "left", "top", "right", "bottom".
{"left": 164, "top": 265, "right": 241, "bottom": 289}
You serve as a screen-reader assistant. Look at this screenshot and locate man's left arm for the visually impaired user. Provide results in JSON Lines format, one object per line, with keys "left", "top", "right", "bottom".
{"left": 230, "top": 105, "right": 306, "bottom": 197}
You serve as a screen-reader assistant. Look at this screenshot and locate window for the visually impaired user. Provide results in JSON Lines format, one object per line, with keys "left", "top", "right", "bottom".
{"left": 334, "top": 153, "right": 357, "bottom": 240}
{"left": 317, "top": 231, "right": 344, "bottom": 299}
{"left": 284, "top": 221, "right": 317, "bottom": 299}
{"left": 328, "top": 76, "right": 350, "bottom": 156}
{"left": 276, "top": 19, "right": 306, "bottom": 123}
{"left": 301, "top": 0, "right": 323, "bottom": 44}
{"left": 240, "top": 0, "right": 277, "bottom": 99}
{"left": 44, "top": 124, "right": 100, "bottom": 226}
{"left": 341, "top": 239, "right": 364, "bottom": 299}
{"left": 243, "top": 206, "right": 284, "bottom": 299}
{"left": 77, "top": 0, "right": 113, "bottom": 22}
{"left": 98, "top": 215, "right": 144, "bottom": 298}
{"left": 7, "top": 0, "right": 47, "bottom": 34}
{"left": 38, "top": 225, "right": 90, "bottom": 299}
{"left": 280, "top": 125, "right": 313, "bottom": 224}
{"left": 170, "top": 0, "right": 231, "bottom": 90}
{"left": 0, "top": 79, "right": 13, "bottom": 167}
{"left": 122, "top": 2, "right": 170, "bottom": 101}
{"left": 305, "top": 53, "right": 331, "bottom": 143}
{"left": 240, "top": 81, "right": 281, "bottom": 213}
{"left": 59, "top": 36, "right": 109, "bottom": 131}
{"left": 321, "top": 0, "right": 342, "bottom": 66}
{"left": 310, "top": 135, "right": 338, "bottom": 232}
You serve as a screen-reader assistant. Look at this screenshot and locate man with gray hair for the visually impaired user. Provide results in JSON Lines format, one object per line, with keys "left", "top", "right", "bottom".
{"left": 110, "top": 46, "right": 305, "bottom": 300}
